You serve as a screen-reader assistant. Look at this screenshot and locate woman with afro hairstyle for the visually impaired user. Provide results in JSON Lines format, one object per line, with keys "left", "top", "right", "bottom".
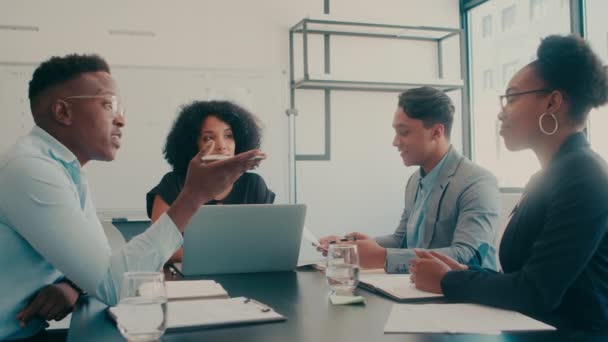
{"left": 146, "top": 100, "right": 275, "bottom": 262}
{"left": 410, "top": 35, "right": 608, "bottom": 332}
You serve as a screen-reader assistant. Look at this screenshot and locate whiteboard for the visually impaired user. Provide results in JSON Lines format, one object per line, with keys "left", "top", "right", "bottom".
{"left": 0, "top": 63, "right": 290, "bottom": 213}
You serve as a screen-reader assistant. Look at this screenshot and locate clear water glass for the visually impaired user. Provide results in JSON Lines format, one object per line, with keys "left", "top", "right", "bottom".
{"left": 116, "top": 271, "right": 168, "bottom": 341}
{"left": 326, "top": 244, "right": 360, "bottom": 296}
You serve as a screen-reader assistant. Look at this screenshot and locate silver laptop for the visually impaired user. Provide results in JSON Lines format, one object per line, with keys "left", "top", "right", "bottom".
{"left": 175, "top": 204, "right": 307, "bottom": 276}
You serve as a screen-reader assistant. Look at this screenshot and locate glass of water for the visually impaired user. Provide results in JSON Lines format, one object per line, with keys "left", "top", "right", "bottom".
{"left": 116, "top": 271, "right": 168, "bottom": 341}
{"left": 326, "top": 244, "right": 360, "bottom": 296}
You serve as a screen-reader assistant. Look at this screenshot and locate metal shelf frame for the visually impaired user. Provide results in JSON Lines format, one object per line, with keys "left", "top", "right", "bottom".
{"left": 286, "top": 18, "right": 468, "bottom": 203}
{"left": 290, "top": 19, "right": 464, "bottom": 85}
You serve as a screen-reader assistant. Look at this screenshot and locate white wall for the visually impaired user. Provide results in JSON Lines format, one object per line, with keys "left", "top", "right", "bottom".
{"left": 585, "top": 0, "right": 608, "bottom": 162}
{"left": 0, "top": 0, "right": 321, "bottom": 67}
{"left": 292, "top": 0, "right": 462, "bottom": 260}
{"left": 0, "top": 0, "right": 325, "bottom": 211}
{"left": 0, "top": 1, "right": 462, "bottom": 260}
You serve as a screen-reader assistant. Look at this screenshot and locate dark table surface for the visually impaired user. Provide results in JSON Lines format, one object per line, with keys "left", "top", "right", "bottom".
{"left": 65, "top": 268, "right": 603, "bottom": 341}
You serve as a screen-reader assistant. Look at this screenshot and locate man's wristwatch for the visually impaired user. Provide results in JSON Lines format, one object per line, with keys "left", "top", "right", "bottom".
{"left": 60, "top": 278, "right": 87, "bottom": 296}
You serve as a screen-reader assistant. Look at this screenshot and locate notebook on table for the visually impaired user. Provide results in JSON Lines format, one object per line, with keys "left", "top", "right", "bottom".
{"left": 384, "top": 303, "right": 555, "bottom": 334}
{"left": 108, "top": 297, "right": 285, "bottom": 332}
{"left": 358, "top": 273, "right": 443, "bottom": 302}
{"left": 308, "top": 261, "right": 386, "bottom": 275}
{"left": 139, "top": 280, "right": 229, "bottom": 300}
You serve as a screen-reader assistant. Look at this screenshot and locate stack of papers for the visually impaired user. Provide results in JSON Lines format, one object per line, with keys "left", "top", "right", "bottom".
{"left": 165, "top": 280, "right": 229, "bottom": 300}
{"left": 111, "top": 280, "right": 284, "bottom": 331}
{"left": 301, "top": 226, "right": 322, "bottom": 249}
{"left": 46, "top": 313, "right": 71, "bottom": 330}
{"left": 359, "top": 273, "right": 442, "bottom": 302}
{"left": 109, "top": 297, "right": 285, "bottom": 331}
{"left": 139, "top": 280, "right": 229, "bottom": 300}
{"left": 306, "top": 261, "right": 385, "bottom": 275}
{"left": 384, "top": 303, "right": 555, "bottom": 334}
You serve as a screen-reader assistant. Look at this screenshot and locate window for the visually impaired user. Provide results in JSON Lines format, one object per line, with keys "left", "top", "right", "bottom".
{"left": 482, "top": 15, "right": 493, "bottom": 38}
{"left": 482, "top": 69, "right": 493, "bottom": 90}
{"left": 530, "top": 0, "right": 547, "bottom": 20}
{"left": 502, "top": 61, "right": 518, "bottom": 85}
{"left": 501, "top": 5, "right": 517, "bottom": 31}
{"left": 584, "top": 0, "right": 608, "bottom": 162}
{"left": 467, "top": 0, "right": 571, "bottom": 188}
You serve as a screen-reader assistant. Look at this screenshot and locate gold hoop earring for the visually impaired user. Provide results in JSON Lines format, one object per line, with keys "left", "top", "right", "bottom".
{"left": 539, "top": 112, "right": 558, "bottom": 135}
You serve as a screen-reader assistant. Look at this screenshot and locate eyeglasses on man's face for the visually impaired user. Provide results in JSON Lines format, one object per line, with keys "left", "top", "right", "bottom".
{"left": 62, "top": 94, "right": 125, "bottom": 118}
{"left": 499, "top": 88, "right": 552, "bottom": 109}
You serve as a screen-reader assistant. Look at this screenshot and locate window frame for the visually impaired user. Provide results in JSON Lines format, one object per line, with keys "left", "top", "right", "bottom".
{"left": 460, "top": 0, "right": 585, "bottom": 192}
{"left": 501, "top": 5, "right": 517, "bottom": 31}
{"left": 482, "top": 14, "right": 493, "bottom": 37}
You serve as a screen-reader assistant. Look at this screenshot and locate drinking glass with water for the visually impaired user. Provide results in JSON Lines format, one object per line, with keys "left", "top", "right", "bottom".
{"left": 326, "top": 244, "right": 360, "bottom": 296}
{"left": 116, "top": 271, "right": 168, "bottom": 341}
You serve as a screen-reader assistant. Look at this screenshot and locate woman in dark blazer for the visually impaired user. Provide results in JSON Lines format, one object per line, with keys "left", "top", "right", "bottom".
{"left": 410, "top": 35, "right": 608, "bottom": 332}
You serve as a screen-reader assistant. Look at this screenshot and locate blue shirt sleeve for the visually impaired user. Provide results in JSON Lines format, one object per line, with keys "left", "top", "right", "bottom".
{"left": 0, "top": 156, "right": 183, "bottom": 306}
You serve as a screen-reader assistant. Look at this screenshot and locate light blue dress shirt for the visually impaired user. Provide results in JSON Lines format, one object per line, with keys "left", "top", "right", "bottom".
{"left": 378, "top": 147, "right": 500, "bottom": 273}
{"left": 405, "top": 153, "right": 449, "bottom": 249}
{"left": 0, "top": 126, "right": 183, "bottom": 340}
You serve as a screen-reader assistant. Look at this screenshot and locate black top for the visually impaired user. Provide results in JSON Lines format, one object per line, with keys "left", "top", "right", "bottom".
{"left": 146, "top": 171, "right": 275, "bottom": 217}
{"left": 441, "top": 133, "right": 608, "bottom": 331}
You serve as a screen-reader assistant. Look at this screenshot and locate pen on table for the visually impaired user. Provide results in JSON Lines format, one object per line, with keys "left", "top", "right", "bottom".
{"left": 339, "top": 235, "right": 357, "bottom": 242}
{"left": 244, "top": 298, "right": 272, "bottom": 312}
{"left": 303, "top": 227, "right": 327, "bottom": 251}
{"left": 313, "top": 241, "right": 328, "bottom": 251}
{"left": 167, "top": 264, "right": 179, "bottom": 277}
{"left": 328, "top": 236, "right": 357, "bottom": 245}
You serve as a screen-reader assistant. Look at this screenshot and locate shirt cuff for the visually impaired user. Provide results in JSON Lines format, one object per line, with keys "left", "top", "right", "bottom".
{"left": 143, "top": 213, "right": 183, "bottom": 263}
{"left": 384, "top": 248, "right": 416, "bottom": 273}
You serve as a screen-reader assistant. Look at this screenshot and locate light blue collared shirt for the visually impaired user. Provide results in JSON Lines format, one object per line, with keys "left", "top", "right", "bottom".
{"left": 0, "top": 126, "right": 183, "bottom": 340}
{"left": 405, "top": 153, "right": 449, "bottom": 249}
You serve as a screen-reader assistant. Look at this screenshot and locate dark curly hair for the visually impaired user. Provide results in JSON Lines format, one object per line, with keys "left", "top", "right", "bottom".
{"left": 530, "top": 35, "right": 608, "bottom": 124}
{"left": 398, "top": 87, "right": 455, "bottom": 138}
{"left": 164, "top": 100, "right": 262, "bottom": 174}
{"left": 29, "top": 54, "right": 110, "bottom": 107}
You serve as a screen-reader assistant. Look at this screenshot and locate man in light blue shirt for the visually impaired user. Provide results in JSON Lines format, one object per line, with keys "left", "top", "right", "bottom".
{"left": 319, "top": 87, "right": 500, "bottom": 273}
{"left": 405, "top": 151, "right": 448, "bottom": 249}
{"left": 0, "top": 54, "right": 264, "bottom": 340}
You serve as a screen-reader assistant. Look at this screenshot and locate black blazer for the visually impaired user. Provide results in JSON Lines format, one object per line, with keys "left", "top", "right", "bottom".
{"left": 441, "top": 133, "right": 608, "bottom": 331}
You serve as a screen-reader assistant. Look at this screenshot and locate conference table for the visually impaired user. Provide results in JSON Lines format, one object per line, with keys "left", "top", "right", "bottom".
{"left": 65, "top": 268, "right": 601, "bottom": 341}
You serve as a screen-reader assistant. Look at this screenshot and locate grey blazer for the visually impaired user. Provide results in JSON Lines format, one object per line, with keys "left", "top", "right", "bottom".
{"left": 376, "top": 147, "right": 500, "bottom": 273}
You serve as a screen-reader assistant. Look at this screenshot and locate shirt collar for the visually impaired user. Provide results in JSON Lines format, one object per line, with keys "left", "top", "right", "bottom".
{"left": 30, "top": 125, "right": 79, "bottom": 166}
{"left": 419, "top": 148, "right": 450, "bottom": 188}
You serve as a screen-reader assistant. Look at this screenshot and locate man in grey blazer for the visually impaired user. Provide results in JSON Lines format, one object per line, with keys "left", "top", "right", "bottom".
{"left": 319, "top": 87, "right": 500, "bottom": 273}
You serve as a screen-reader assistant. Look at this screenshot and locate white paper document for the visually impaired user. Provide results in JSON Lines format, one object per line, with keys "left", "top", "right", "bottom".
{"left": 297, "top": 226, "right": 325, "bottom": 266}
{"left": 302, "top": 226, "right": 322, "bottom": 248}
{"left": 359, "top": 273, "right": 442, "bottom": 301}
{"left": 46, "top": 313, "right": 71, "bottom": 330}
{"left": 384, "top": 303, "right": 556, "bottom": 334}
{"left": 109, "top": 296, "right": 285, "bottom": 331}
{"left": 140, "top": 280, "right": 229, "bottom": 300}
{"left": 166, "top": 280, "right": 229, "bottom": 300}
